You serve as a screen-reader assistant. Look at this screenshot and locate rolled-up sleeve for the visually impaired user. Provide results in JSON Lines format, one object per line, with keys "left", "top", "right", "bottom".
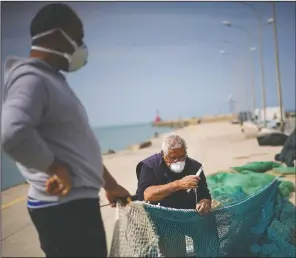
{"left": 136, "top": 164, "right": 157, "bottom": 201}
{"left": 196, "top": 171, "right": 212, "bottom": 202}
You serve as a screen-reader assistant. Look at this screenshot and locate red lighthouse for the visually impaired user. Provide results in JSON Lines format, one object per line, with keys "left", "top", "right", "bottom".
{"left": 154, "top": 109, "right": 161, "bottom": 123}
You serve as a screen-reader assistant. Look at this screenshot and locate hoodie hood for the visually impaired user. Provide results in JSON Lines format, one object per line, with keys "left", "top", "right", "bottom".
{"left": 4, "top": 56, "right": 65, "bottom": 79}
{"left": 3, "top": 57, "right": 65, "bottom": 99}
{"left": 4, "top": 56, "right": 54, "bottom": 79}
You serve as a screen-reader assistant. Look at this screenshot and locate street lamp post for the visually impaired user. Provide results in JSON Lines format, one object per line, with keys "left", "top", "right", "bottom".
{"left": 257, "top": 14, "right": 268, "bottom": 127}
{"left": 241, "top": 3, "right": 267, "bottom": 126}
{"left": 220, "top": 49, "right": 249, "bottom": 114}
{"left": 219, "top": 50, "right": 239, "bottom": 115}
{"left": 250, "top": 47, "right": 257, "bottom": 115}
{"left": 268, "top": 3, "right": 285, "bottom": 132}
{"left": 222, "top": 21, "right": 257, "bottom": 115}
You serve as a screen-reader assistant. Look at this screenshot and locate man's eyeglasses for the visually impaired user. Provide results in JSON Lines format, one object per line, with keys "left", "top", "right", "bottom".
{"left": 165, "top": 155, "right": 187, "bottom": 163}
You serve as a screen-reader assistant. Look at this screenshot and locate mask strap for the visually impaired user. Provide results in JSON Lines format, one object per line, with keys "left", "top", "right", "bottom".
{"left": 31, "top": 46, "right": 71, "bottom": 62}
{"left": 32, "top": 28, "right": 78, "bottom": 49}
{"left": 59, "top": 30, "right": 79, "bottom": 49}
{"left": 32, "top": 29, "right": 58, "bottom": 41}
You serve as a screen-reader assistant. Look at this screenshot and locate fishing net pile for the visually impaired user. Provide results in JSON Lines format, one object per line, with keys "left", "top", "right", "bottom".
{"left": 110, "top": 161, "right": 295, "bottom": 257}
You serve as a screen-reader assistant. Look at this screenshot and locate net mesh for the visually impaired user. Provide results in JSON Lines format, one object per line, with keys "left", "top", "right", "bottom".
{"left": 231, "top": 161, "right": 281, "bottom": 173}
{"left": 253, "top": 197, "right": 296, "bottom": 258}
{"left": 110, "top": 179, "right": 290, "bottom": 257}
{"left": 207, "top": 170, "right": 295, "bottom": 201}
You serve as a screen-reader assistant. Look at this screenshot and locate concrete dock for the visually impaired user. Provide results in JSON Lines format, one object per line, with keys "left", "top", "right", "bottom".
{"left": 152, "top": 114, "right": 234, "bottom": 127}
{"left": 1, "top": 121, "right": 294, "bottom": 257}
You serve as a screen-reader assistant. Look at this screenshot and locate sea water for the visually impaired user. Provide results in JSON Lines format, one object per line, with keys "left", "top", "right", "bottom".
{"left": 1, "top": 123, "right": 173, "bottom": 190}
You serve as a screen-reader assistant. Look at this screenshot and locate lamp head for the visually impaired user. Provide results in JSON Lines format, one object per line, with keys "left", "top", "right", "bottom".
{"left": 222, "top": 20, "right": 232, "bottom": 27}
{"left": 267, "top": 18, "right": 274, "bottom": 24}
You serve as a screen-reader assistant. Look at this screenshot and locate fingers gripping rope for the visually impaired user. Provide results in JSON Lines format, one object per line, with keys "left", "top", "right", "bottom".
{"left": 100, "top": 195, "right": 138, "bottom": 208}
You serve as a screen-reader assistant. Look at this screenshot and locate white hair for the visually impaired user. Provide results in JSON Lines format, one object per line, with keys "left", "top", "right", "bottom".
{"left": 161, "top": 135, "right": 187, "bottom": 155}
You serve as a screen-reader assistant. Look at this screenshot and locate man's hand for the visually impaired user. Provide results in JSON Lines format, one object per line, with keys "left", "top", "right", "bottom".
{"left": 177, "top": 175, "right": 200, "bottom": 191}
{"left": 196, "top": 199, "right": 211, "bottom": 215}
{"left": 45, "top": 162, "right": 72, "bottom": 196}
{"left": 105, "top": 184, "right": 131, "bottom": 207}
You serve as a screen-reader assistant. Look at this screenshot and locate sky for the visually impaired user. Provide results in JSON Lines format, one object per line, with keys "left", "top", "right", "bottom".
{"left": 1, "top": 1, "right": 295, "bottom": 127}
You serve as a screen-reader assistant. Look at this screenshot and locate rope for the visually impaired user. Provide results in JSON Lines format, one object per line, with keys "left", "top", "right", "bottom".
{"left": 99, "top": 195, "right": 137, "bottom": 208}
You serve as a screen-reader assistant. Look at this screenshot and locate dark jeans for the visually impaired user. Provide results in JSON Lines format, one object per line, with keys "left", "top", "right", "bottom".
{"left": 28, "top": 198, "right": 107, "bottom": 257}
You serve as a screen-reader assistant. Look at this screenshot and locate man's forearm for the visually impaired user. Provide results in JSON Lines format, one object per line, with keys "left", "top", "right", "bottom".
{"left": 144, "top": 181, "right": 180, "bottom": 203}
{"left": 103, "top": 165, "right": 118, "bottom": 191}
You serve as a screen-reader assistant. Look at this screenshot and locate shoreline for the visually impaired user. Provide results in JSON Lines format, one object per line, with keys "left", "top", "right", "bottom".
{"left": 102, "top": 130, "right": 170, "bottom": 155}
{"left": 102, "top": 125, "right": 186, "bottom": 159}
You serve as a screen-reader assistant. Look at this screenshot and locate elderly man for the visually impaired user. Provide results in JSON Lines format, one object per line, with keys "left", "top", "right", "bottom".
{"left": 135, "top": 135, "right": 212, "bottom": 257}
{"left": 136, "top": 135, "right": 211, "bottom": 214}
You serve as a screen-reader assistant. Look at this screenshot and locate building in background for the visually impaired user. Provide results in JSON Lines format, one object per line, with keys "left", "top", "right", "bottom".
{"left": 254, "top": 106, "right": 285, "bottom": 122}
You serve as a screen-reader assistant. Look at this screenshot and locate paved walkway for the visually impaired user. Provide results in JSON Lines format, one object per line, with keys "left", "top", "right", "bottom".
{"left": 1, "top": 122, "right": 290, "bottom": 257}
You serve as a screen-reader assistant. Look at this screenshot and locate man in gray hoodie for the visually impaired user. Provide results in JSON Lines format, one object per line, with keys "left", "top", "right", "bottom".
{"left": 1, "top": 3, "right": 130, "bottom": 257}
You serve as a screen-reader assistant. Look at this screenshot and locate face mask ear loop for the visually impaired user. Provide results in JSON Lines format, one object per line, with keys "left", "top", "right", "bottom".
{"left": 31, "top": 46, "right": 71, "bottom": 63}
{"left": 59, "top": 30, "right": 79, "bottom": 50}
{"left": 32, "top": 28, "right": 58, "bottom": 41}
{"left": 32, "top": 28, "right": 79, "bottom": 51}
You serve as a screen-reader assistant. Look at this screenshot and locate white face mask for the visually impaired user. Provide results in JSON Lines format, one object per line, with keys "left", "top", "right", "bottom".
{"left": 31, "top": 28, "right": 88, "bottom": 72}
{"left": 170, "top": 161, "right": 186, "bottom": 173}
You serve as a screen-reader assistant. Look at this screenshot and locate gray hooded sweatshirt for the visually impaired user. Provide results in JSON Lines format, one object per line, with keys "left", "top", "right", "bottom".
{"left": 1, "top": 57, "right": 105, "bottom": 205}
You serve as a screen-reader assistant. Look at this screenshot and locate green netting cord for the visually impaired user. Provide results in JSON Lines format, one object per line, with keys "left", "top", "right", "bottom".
{"left": 231, "top": 161, "right": 281, "bottom": 173}
{"left": 272, "top": 166, "right": 296, "bottom": 175}
{"left": 207, "top": 171, "right": 295, "bottom": 200}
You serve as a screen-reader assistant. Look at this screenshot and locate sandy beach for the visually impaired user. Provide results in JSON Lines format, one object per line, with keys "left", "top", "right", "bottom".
{"left": 1, "top": 121, "right": 292, "bottom": 257}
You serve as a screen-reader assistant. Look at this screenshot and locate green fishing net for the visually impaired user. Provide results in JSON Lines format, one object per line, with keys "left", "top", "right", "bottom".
{"left": 205, "top": 169, "right": 295, "bottom": 257}
{"left": 232, "top": 161, "right": 281, "bottom": 173}
{"left": 110, "top": 161, "right": 295, "bottom": 257}
{"left": 272, "top": 166, "right": 296, "bottom": 175}
{"left": 207, "top": 170, "right": 294, "bottom": 202}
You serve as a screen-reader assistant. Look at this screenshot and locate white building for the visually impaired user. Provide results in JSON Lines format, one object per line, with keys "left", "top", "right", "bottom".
{"left": 254, "top": 106, "right": 285, "bottom": 122}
